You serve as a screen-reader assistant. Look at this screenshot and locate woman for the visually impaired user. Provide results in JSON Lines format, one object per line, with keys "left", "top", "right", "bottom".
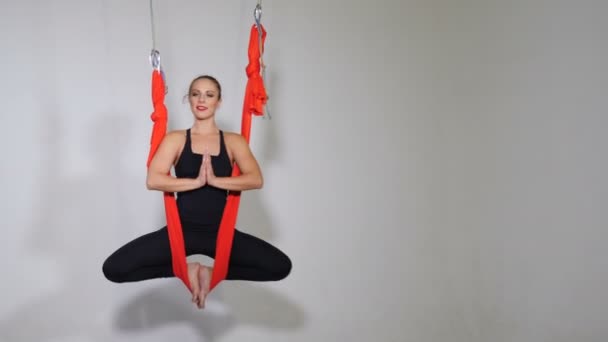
{"left": 102, "top": 75, "right": 292, "bottom": 309}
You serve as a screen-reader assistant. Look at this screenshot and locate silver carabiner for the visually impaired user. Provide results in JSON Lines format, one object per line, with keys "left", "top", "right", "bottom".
{"left": 253, "top": 3, "right": 271, "bottom": 119}
{"left": 149, "top": 49, "right": 161, "bottom": 71}
{"left": 254, "top": 4, "right": 262, "bottom": 27}
{"left": 149, "top": 49, "right": 168, "bottom": 94}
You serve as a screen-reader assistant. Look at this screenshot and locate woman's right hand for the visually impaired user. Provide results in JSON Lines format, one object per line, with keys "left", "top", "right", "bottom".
{"left": 197, "top": 156, "right": 207, "bottom": 187}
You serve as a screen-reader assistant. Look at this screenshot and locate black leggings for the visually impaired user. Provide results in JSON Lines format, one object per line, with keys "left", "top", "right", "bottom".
{"left": 102, "top": 224, "right": 291, "bottom": 283}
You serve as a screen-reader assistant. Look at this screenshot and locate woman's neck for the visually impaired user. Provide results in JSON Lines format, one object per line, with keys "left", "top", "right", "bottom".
{"left": 191, "top": 119, "right": 218, "bottom": 135}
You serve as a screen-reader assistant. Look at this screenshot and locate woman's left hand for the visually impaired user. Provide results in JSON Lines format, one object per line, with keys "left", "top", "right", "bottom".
{"left": 204, "top": 150, "right": 217, "bottom": 186}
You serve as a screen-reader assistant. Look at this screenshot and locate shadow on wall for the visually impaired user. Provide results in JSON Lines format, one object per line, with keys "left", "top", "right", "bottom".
{"left": 113, "top": 281, "right": 306, "bottom": 340}
{"left": 0, "top": 111, "right": 140, "bottom": 341}
{"left": 252, "top": 66, "right": 284, "bottom": 165}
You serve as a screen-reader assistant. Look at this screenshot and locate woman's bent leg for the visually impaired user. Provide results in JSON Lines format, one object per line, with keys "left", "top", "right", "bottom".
{"left": 225, "top": 230, "right": 292, "bottom": 281}
{"left": 102, "top": 227, "right": 173, "bottom": 283}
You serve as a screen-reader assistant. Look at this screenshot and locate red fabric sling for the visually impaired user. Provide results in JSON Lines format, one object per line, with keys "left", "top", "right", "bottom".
{"left": 210, "top": 23, "right": 267, "bottom": 290}
{"left": 146, "top": 69, "right": 192, "bottom": 291}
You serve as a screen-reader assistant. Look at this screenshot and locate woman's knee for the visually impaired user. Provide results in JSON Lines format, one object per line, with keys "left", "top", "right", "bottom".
{"left": 271, "top": 252, "right": 292, "bottom": 281}
{"left": 102, "top": 254, "right": 128, "bottom": 283}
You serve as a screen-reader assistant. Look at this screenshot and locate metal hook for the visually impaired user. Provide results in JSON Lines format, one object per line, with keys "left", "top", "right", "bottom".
{"left": 149, "top": 49, "right": 168, "bottom": 94}
{"left": 149, "top": 49, "right": 161, "bottom": 71}
{"left": 253, "top": 2, "right": 271, "bottom": 119}
{"left": 254, "top": 4, "right": 262, "bottom": 27}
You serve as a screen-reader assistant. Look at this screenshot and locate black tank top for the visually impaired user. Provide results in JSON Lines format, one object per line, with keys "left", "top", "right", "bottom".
{"left": 175, "top": 129, "right": 232, "bottom": 226}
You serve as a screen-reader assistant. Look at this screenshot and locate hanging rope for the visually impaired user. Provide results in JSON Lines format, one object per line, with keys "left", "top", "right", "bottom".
{"left": 149, "top": 0, "right": 157, "bottom": 51}
{"left": 149, "top": 0, "right": 160, "bottom": 71}
{"left": 149, "top": 0, "right": 167, "bottom": 95}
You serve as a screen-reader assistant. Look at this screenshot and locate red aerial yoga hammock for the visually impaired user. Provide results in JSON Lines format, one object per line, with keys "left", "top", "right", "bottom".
{"left": 146, "top": 23, "right": 268, "bottom": 293}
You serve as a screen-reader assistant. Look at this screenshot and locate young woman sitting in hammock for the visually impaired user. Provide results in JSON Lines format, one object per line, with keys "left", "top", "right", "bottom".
{"left": 102, "top": 75, "right": 292, "bottom": 309}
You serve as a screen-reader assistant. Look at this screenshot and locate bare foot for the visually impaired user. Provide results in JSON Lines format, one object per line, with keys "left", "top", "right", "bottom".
{"left": 196, "top": 266, "right": 213, "bottom": 309}
{"left": 187, "top": 262, "right": 202, "bottom": 305}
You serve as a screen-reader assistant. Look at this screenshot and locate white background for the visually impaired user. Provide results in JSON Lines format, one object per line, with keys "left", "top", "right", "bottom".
{"left": 1, "top": 1, "right": 607, "bottom": 341}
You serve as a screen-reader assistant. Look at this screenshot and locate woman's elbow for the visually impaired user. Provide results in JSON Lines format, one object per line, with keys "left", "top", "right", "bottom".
{"left": 146, "top": 174, "right": 157, "bottom": 190}
{"left": 255, "top": 174, "right": 264, "bottom": 189}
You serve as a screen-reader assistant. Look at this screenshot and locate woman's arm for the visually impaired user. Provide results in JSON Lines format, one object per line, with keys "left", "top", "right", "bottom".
{"left": 146, "top": 131, "right": 204, "bottom": 192}
{"left": 206, "top": 133, "right": 263, "bottom": 191}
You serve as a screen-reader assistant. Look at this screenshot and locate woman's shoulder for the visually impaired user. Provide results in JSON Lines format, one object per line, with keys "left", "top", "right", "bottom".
{"left": 222, "top": 131, "right": 246, "bottom": 143}
{"left": 222, "top": 131, "right": 250, "bottom": 156}
{"left": 166, "top": 129, "right": 187, "bottom": 138}
{"left": 162, "top": 129, "right": 187, "bottom": 145}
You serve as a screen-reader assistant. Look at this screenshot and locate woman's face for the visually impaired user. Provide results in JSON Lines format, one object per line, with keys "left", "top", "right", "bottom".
{"left": 188, "top": 78, "right": 221, "bottom": 119}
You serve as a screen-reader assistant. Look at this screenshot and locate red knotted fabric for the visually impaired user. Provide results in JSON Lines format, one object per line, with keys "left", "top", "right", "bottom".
{"left": 210, "top": 23, "right": 267, "bottom": 290}
{"left": 146, "top": 23, "right": 268, "bottom": 293}
{"left": 147, "top": 70, "right": 192, "bottom": 291}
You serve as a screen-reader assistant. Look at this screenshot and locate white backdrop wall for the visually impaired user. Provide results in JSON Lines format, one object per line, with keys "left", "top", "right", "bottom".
{"left": 430, "top": 2, "right": 608, "bottom": 341}
{"left": 1, "top": 1, "right": 606, "bottom": 342}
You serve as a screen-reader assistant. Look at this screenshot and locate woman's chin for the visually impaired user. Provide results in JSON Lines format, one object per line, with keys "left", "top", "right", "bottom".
{"left": 193, "top": 112, "right": 215, "bottom": 120}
